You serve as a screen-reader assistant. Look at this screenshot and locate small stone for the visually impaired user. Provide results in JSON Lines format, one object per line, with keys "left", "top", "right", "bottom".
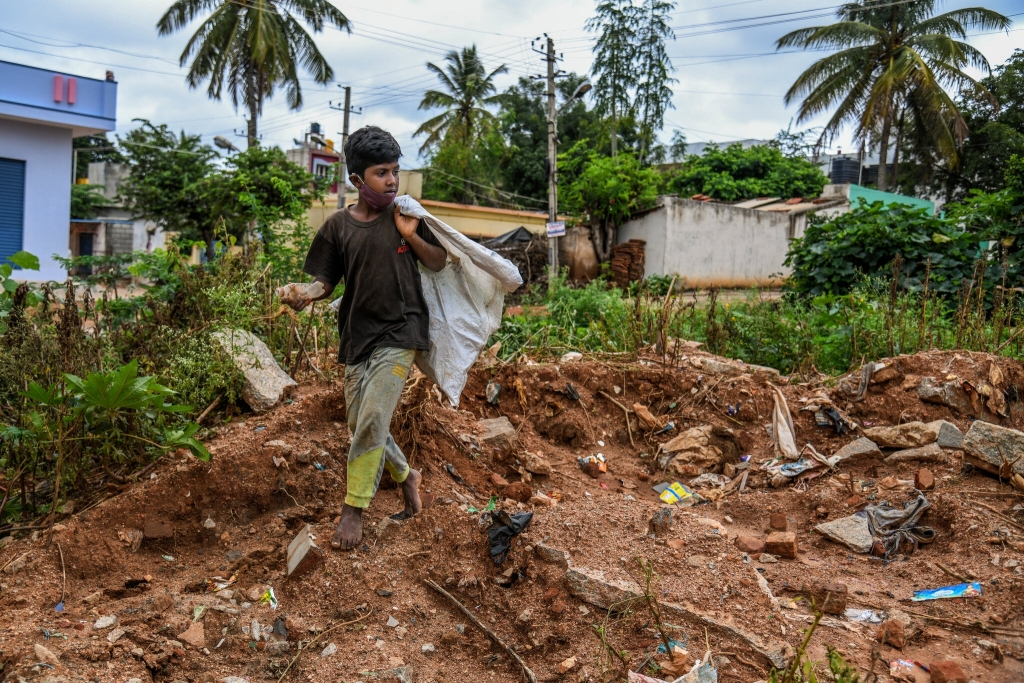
{"left": 735, "top": 536, "right": 765, "bottom": 554}
{"left": 178, "top": 621, "right": 205, "bottom": 648}
{"left": 549, "top": 599, "right": 566, "bottom": 615}
{"left": 34, "top": 643, "right": 61, "bottom": 668}
{"left": 491, "top": 473, "right": 509, "bottom": 486}
{"left": 422, "top": 643, "right": 436, "bottom": 654}
{"left": 648, "top": 508, "right": 672, "bottom": 537}
{"left": 915, "top": 468, "right": 935, "bottom": 491}
{"left": 387, "top": 616, "right": 400, "bottom": 628}
{"left": 765, "top": 531, "right": 798, "bottom": 559}
{"left": 544, "top": 587, "right": 559, "bottom": 601}
{"left": 151, "top": 593, "right": 174, "bottom": 611}
{"left": 769, "top": 513, "right": 788, "bottom": 531}
{"left": 517, "top": 608, "right": 533, "bottom": 624}
{"left": 320, "top": 643, "right": 337, "bottom": 657}
{"left": 455, "top": 624, "right": 466, "bottom": 635}
{"left": 877, "top": 619, "right": 905, "bottom": 648}
{"left": 107, "top": 627, "right": 125, "bottom": 643}
{"left": 802, "top": 582, "right": 848, "bottom": 615}
{"left": 93, "top": 615, "right": 117, "bottom": 629}
{"left": 479, "top": 417, "right": 516, "bottom": 449}
{"left": 83, "top": 591, "right": 102, "bottom": 605}
{"left": 203, "top": 517, "right": 217, "bottom": 529}
{"left": 667, "top": 539, "right": 686, "bottom": 550}
{"left": 558, "top": 656, "right": 578, "bottom": 674}
{"left": 929, "top": 660, "right": 968, "bottom": 683}
{"left": 759, "top": 553, "right": 779, "bottom": 564}
{"left": 265, "top": 641, "right": 290, "bottom": 654}
{"left": 535, "top": 544, "right": 569, "bottom": 567}
{"left": 530, "top": 492, "right": 556, "bottom": 507}
{"left": 830, "top": 437, "right": 882, "bottom": 463}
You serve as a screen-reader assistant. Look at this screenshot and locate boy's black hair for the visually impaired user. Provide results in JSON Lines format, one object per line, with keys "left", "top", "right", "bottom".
{"left": 345, "top": 126, "right": 402, "bottom": 178}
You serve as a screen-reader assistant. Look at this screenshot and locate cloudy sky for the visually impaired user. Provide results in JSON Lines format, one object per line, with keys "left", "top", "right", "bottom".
{"left": 2, "top": 0, "right": 1020, "bottom": 165}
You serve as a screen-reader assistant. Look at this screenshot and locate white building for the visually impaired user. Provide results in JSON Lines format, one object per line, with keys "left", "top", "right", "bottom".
{"left": 0, "top": 60, "right": 117, "bottom": 281}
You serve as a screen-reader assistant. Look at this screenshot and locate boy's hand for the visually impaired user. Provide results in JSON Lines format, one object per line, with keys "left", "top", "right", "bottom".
{"left": 277, "top": 281, "right": 325, "bottom": 312}
{"left": 394, "top": 206, "right": 420, "bottom": 240}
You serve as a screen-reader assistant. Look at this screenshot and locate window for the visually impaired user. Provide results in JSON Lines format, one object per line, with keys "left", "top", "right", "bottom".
{"left": 0, "top": 157, "right": 26, "bottom": 266}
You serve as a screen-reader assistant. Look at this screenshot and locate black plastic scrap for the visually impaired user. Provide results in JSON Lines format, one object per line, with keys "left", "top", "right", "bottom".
{"left": 866, "top": 493, "right": 936, "bottom": 559}
{"left": 486, "top": 510, "right": 534, "bottom": 565}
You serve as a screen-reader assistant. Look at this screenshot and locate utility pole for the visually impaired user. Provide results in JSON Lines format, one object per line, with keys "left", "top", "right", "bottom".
{"left": 545, "top": 35, "right": 559, "bottom": 285}
{"left": 330, "top": 87, "right": 360, "bottom": 209}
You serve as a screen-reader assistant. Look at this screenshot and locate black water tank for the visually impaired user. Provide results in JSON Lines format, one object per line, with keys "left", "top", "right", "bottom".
{"left": 830, "top": 157, "right": 860, "bottom": 184}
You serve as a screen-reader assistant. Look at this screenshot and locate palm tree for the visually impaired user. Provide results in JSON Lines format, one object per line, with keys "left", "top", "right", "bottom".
{"left": 777, "top": 0, "right": 1010, "bottom": 191}
{"left": 157, "top": 0, "right": 350, "bottom": 148}
{"left": 415, "top": 46, "right": 508, "bottom": 153}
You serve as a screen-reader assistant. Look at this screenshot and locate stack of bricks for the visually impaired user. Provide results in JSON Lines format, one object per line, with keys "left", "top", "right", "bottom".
{"left": 609, "top": 239, "right": 646, "bottom": 289}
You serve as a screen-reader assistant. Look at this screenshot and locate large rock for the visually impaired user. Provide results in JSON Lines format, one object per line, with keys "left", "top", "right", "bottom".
{"left": 212, "top": 330, "right": 296, "bottom": 413}
{"left": 963, "top": 421, "right": 1024, "bottom": 478}
{"left": 479, "top": 417, "right": 516, "bottom": 448}
{"left": 883, "top": 442, "right": 945, "bottom": 464}
{"left": 918, "top": 378, "right": 995, "bottom": 422}
{"left": 863, "top": 421, "right": 946, "bottom": 449}
{"left": 566, "top": 566, "right": 787, "bottom": 670}
{"left": 831, "top": 437, "right": 881, "bottom": 463}
{"left": 816, "top": 512, "right": 873, "bottom": 554}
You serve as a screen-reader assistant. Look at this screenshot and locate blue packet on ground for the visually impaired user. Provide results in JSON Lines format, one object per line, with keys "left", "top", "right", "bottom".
{"left": 912, "top": 582, "right": 982, "bottom": 601}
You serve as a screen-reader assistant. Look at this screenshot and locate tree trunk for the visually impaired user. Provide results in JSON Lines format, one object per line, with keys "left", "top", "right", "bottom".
{"left": 203, "top": 229, "right": 215, "bottom": 262}
{"left": 610, "top": 99, "right": 617, "bottom": 157}
{"left": 590, "top": 218, "right": 609, "bottom": 263}
{"left": 891, "top": 110, "right": 905, "bottom": 191}
{"left": 246, "top": 66, "right": 259, "bottom": 148}
{"left": 877, "top": 111, "right": 893, "bottom": 192}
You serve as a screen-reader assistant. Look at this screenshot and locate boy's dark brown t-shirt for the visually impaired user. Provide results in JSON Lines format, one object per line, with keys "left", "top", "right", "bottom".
{"left": 302, "top": 204, "right": 443, "bottom": 365}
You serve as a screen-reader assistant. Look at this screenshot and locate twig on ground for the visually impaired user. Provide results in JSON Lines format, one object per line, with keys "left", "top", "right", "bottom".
{"left": 975, "top": 501, "right": 1024, "bottom": 532}
{"left": 599, "top": 391, "right": 635, "bottom": 447}
{"left": 277, "top": 488, "right": 311, "bottom": 514}
{"left": 56, "top": 542, "right": 66, "bottom": 606}
{"left": 936, "top": 562, "right": 967, "bottom": 583}
{"left": 276, "top": 608, "right": 372, "bottom": 682}
{"left": 407, "top": 550, "right": 431, "bottom": 559}
{"left": 196, "top": 394, "right": 223, "bottom": 425}
{"left": 425, "top": 579, "right": 538, "bottom": 683}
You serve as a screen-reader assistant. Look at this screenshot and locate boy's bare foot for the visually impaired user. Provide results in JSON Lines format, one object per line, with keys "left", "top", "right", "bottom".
{"left": 332, "top": 504, "right": 363, "bottom": 549}
{"left": 397, "top": 468, "right": 423, "bottom": 519}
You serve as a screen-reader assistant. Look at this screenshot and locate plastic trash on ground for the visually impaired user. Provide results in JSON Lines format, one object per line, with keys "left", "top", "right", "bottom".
{"left": 629, "top": 650, "right": 717, "bottom": 683}
{"left": 656, "top": 481, "right": 697, "bottom": 506}
{"left": 260, "top": 587, "right": 278, "bottom": 610}
{"left": 578, "top": 453, "right": 607, "bottom": 473}
{"left": 816, "top": 493, "right": 936, "bottom": 557}
{"left": 486, "top": 510, "right": 534, "bottom": 566}
{"left": 845, "top": 608, "right": 886, "bottom": 623}
{"left": 770, "top": 385, "right": 799, "bottom": 460}
{"left": 912, "top": 582, "right": 982, "bottom": 601}
{"left": 396, "top": 195, "right": 523, "bottom": 406}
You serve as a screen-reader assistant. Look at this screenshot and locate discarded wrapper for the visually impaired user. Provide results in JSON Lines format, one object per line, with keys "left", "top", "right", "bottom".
{"left": 578, "top": 453, "right": 607, "bottom": 473}
{"left": 486, "top": 510, "right": 534, "bottom": 566}
{"left": 260, "top": 587, "right": 279, "bottom": 610}
{"left": 912, "top": 582, "right": 981, "bottom": 601}
{"left": 845, "top": 608, "right": 886, "bottom": 623}
{"left": 658, "top": 482, "right": 695, "bottom": 505}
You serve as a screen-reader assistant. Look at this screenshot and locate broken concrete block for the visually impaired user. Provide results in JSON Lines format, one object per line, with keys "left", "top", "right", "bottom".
{"left": 802, "top": 582, "right": 847, "bottom": 615}
{"left": 534, "top": 543, "right": 569, "bottom": 567}
{"left": 815, "top": 512, "right": 873, "bottom": 554}
{"left": 830, "top": 437, "right": 882, "bottom": 463}
{"left": 566, "top": 566, "right": 787, "bottom": 670}
{"left": 963, "top": 421, "right": 1024, "bottom": 478}
{"left": 935, "top": 421, "right": 964, "bottom": 449}
{"left": 869, "top": 362, "right": 903, "bottom": 385}
{"left": 212, "top": 329, "right": 296, "bottom": 413}
{"left": 883, "top": 442, "right": 945, "bottom": 464}
{"left": 479, "top": 416, "right": 516, "bottom": 448}
{"left": 143, "top": 520, "right": 173, "bottom": 539}
{"left": 769, "top": 513, "right": 788, "bottom": 531}
{"left": 286, "top": 524, "right": 322, "bottom": 577}
{"left": 765, "top": 531, "right": 798, "bottom": 559}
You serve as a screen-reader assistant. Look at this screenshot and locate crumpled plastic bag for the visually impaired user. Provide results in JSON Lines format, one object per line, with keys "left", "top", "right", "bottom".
{"left": 628, "top": 651, "right": 717, "bottom": 683}
{"left": 395, "top": 195, "right": 523, "bottom": 406}
{"left": 770, "top": 385, "right": 799, "bottom": 460}
{"left": 486, "top": 510, "right": 534, "bottom": 566}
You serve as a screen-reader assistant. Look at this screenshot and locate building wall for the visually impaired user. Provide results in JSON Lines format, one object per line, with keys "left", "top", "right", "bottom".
{"left": 0, "top": 118, "right": 73, "bottom": 281}
{"left": 617, "top": 196, "right": 798, "bottom": 288}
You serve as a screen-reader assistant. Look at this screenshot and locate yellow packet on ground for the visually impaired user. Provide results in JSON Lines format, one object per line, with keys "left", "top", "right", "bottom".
{"left": 659, "top": 482, "right": 692, "bottom": 504}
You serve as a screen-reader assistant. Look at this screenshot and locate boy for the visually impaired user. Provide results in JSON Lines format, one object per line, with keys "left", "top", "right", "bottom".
{"left": 285, "top": 126, "right": 447, "bottom": 549}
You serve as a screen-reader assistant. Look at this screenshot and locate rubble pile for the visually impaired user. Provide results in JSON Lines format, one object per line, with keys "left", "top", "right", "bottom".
{"left": 1, "top": 349, "right": 1024, "bottom": 682}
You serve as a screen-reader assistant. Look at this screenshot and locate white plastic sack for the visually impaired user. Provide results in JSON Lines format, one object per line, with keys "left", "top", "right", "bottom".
{"left": 394, "top": 195, "right": 523, "bottom": 405}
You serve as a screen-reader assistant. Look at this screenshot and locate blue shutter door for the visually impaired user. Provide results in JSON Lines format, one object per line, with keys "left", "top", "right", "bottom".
{"left": 0, "top": 158, "right": 26, "bottom": 266}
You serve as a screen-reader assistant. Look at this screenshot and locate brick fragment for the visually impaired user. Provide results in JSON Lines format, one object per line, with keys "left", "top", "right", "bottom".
{"left": 929, "top": 660, "right": 968, "bottom": 683}
{"left": 765, "top": 531, "right": 798, "bottom": 559}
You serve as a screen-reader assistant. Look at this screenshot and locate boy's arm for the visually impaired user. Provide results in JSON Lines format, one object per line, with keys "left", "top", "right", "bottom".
{"left": 395, "top": 207, "right": 447, "bottom": 272}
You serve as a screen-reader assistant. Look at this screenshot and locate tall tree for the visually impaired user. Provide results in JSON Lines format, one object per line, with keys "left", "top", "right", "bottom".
{"left": 633, "top": 0, "right": 676, "bottom": 164}
{"left": 586, "top": 0, "right": 639, "bottom": 156}
{"left": 777, "top": 0, "right": 1010, "bottom": 191}
{"left": 415, "top": 46, "right": 508, "bottom": 152}
{"left": 157, "top": 0, "right": 349, "bottom": 148}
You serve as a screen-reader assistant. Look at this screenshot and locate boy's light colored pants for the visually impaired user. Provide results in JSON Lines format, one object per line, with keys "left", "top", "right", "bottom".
{"left": 344, "top": 347, "right": 415, "bottom": 509}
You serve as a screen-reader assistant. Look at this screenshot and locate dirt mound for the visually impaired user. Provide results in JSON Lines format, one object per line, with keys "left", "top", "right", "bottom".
{"left": 2, "top": 349, "right": 1024, "bottom": 683}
